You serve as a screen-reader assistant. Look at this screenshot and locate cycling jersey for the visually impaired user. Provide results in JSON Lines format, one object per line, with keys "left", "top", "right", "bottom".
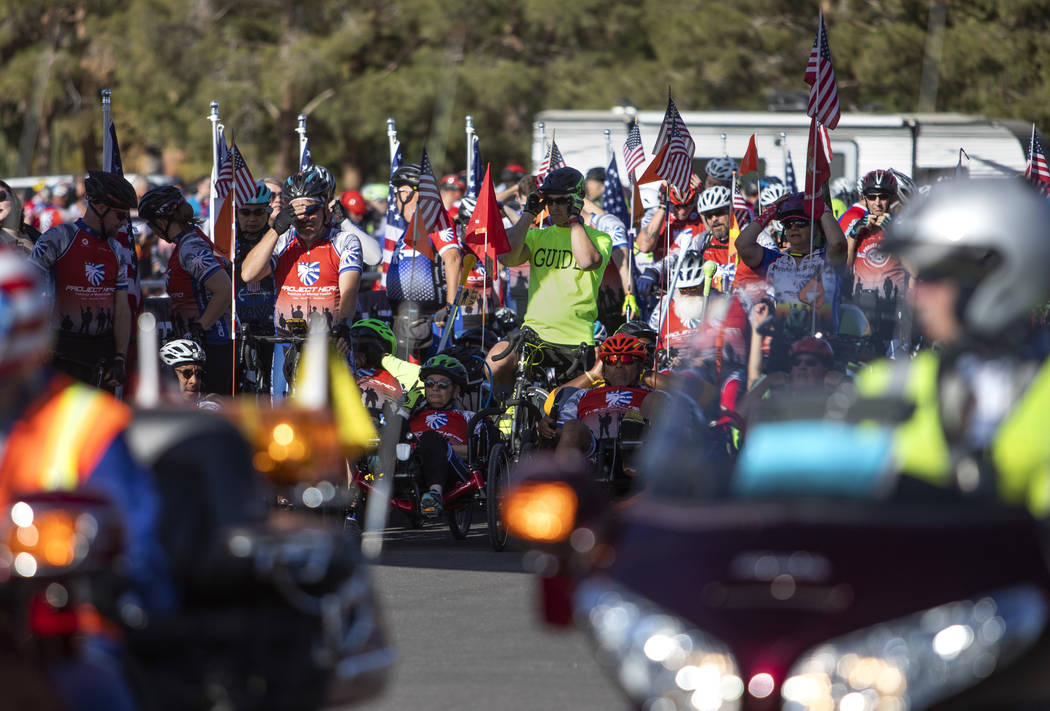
{"left": 557, "top": 385, "right": 653, "bottom": 441}
{"left": 269, "top": 226, "right": 362, "bottom": 333}
{"left": 235, "top": 229, "right": 277, "bottom": 334}
{"left": 837, "top": 203, "right": 867, "bottom": 237}
{"left": 522, "top": 224, "right": 612, "bottom": 346}
{"left": 29, "top": 219, "right": 129, "bottom": 339}
{"left": 356, "top": 367, "right": 403, "bottom": 415}
{"left": 386, "top": 226, "right": 459, "bottom": 306}
{"left": 639, "top": 207, "right": 703, "bottom": 266}
{"left": 409, "top": 407, "right": 479, "bottom": 446}
{"left": 757, "top": 246, "right": 839, "bottom": 338}
{"left": 166, "top": 227, "right": 231, "bottom": 344}
{"left": 849, "top": 220, "right": 908, "bottom": 295}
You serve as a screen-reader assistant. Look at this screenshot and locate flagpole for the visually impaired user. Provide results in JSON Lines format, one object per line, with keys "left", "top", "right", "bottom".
{"left": 297, "top": 114, "right": 308, "bottom": 167}
{"left": 604, "top": 129, "right": 612, "bottom": 166}
{"left": 1029, "top": 124, "right": 1036, "bottom": 181}
{"left": 720, "top": 133, "right": 728, "bottom": 157}
{"left": 779, "top": 132, "right": 788, "bottom": 184}
{"left": 101, "top": 89, "right": 112, "bottom": 168}
{"left": 465, "top": 115, "right": 475, "bottom": 184}
{"left": 656, "top": 186, "right": 673, "bottom": 345}
{"left": 208, "top": 101, "right": 220, "bottom": 240}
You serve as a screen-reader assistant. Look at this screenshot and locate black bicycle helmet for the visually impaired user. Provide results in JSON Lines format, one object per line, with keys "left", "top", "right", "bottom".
{"left": 419, "top": 354, "right": 468, "bottom": 388}
{"left": 138, "top": 185, "right": 186, "bottom": 222}
{"left": 284, "top": 168, "right": 329, "bottom": 201}
{"left": 84, "top": 170, "right": 137, "bottom": 210}
{"left": 391, "top": 164, "right": 422, "bottom": 189}
{"left": 616, "top": 320, "right": 658, "bottom": 343}
{"left": 860, "top": 169, "right": 899, "bottom": 197}
{"left": 539, "top": 167, "right": 585, "bottom": 197}
{"left": 313, "top": 165, "right": 337, "bottom": 202}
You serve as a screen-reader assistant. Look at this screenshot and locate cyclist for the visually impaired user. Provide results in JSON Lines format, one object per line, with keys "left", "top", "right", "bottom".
{"left": 0, "top": 178, "right": 36, "bottom": 253}
{"left": 486, "top": 166, "right": 612, "bottom": 390}
{"left": 385, "top": 163, "right": 463, "bottom": 358}
{"left": 350, "top": 319, "right": 404, "bottom": 419}
{"left": 408, "top": 355, "right": 491, "bottom": 518}
{"left": 553, "top": 333, "right": 664, "bottom": 456}
{"left": 855, "top": 180, "right": 1050, "bottom": 516}
{"left": 240, "top": 167, "right": 363, "bottom": 395}
{"left": 138, "top": 185, "right": 235, "bottom": 395}
{"left": 636, "top": 182, "right": 703, "bottom": 273}
{"left": 158, "top": 338, "right": 221, "bottom": 410}
{"left": 234, "top": 180, "right": 278, "bottom": 392}
{"left": 758, "top": 183, "right": 789, "bottom": 250}
{"left": 29, "top": 170, "right": 137, "bottom": 389}
{"left": 649, "top": 250, "right": 707, "bottom": 356}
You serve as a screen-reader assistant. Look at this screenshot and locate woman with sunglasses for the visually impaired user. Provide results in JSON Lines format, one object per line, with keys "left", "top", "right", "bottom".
{"left": 28, "top": 171, "right": 138, "bottom": 389}
{"left": 139, "top": 185, "right": 234, "bottom": 395}
{"left": 0, "top": 179, "right": 37, "bottom": 253}
{"left": 407, "top": 355, "right": 491, "bottom": 518}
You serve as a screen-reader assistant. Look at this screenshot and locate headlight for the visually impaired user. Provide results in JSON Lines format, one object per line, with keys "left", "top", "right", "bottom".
{"left": 576, "top": 578, "right": 744, "bottom": 711}
{"left": 782, "top": 585, "right": 1047, "bottom": 711}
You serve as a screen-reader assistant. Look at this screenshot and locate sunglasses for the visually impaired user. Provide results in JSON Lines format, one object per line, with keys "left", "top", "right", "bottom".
{"left": 602, "top": 354, "right": 640, "bottom": 365}
{"left": 791, "top": 356, "right": 822, "bottom": 368}
{"left": 864, "top": 192, "right": 892, "bottom": 200}
{"left": 238, "top": 207, "right": 269, "bottom": 217}
{"left": 782, "top": 218, "right": 811, "bottom": 229}
{"left": 679, "top": 284, "right": 706, "bottom": 295}
{"left": 702, "top": 209, "right": 730, "bottom": 218}
{"left": 545, "top": 196, "right": 574, "bottom": 206}
{"left": 176, "top": 367, "right": 205, "bottom": 379}
{"left": 423, "top": 379, "right": 453, "bottom": 390}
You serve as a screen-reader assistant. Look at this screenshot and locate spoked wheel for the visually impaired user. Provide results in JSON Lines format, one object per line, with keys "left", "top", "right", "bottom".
{"left": 447, "top": 501, "right": 472, "bottom": 540}
{"left": 487, "top": 443, "right": 512, "bottom": 551}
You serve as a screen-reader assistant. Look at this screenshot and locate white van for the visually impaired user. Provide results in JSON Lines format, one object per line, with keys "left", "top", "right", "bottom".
{"left": 532, "top": 109, "right": 1028, "bottom": 186}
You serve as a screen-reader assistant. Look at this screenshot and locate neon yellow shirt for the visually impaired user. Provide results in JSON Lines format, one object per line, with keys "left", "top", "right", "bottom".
{"left": 381, "top": 354, "right": 422, "bottom": 392}
{"left": 522, "top": 224, "right": 611, "bottom": 346}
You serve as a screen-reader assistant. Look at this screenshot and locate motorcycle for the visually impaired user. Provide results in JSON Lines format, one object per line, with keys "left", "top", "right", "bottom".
{"left": 503, "top": 382, "right": 1050, "bottom": 710}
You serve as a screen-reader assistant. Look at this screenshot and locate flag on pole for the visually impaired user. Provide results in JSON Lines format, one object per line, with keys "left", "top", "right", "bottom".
{"left": 536, "top": 137, "right": 565, "bottom": 184}
{"left": 785, "top": 149, "right": 799, "bottom": 192}
{"left": 231, "top": 143, "right": 257, "bottom": 207}
{"left": 210, "top": 130, "right": 235, "bottom": 254}
{"left": 622, "top": 124, "right": 646, "bottom": 180}
{"left": 603, "top": 156, "right": 630, "bottom": 226}
{"left": 104, "top": 119, "right": 124, "bottom": 176}
{"left": 299, "top": 138, "right": 313, "bottom": 170}
{"left": 402, "top": 148, "right": 454, "bottom": 260}
{"left": 1025, "top": 125, "right": 1050, "bottom": 185}
{"left": 739, "top": 134, "right": 758, "bottom": 175}
{"left": 380, "top": 143, "right": 408, "bottom": 283}
{"left": 464, "top": 165, "right": 511, "bottom": 264}
{"left": 637, "top": 94, "right": 695, "bottom": 195}
{"left": 804, "top": 9, "right": 841, "bottom": 130}
{"left": 466, "top": 135, "right": 482, "bottom": 198}
{"left": 214, "top": 133, "right": 234, "bottom": 203}
{"left": 804, "top": 118, "right": 833, "bottom": 217}
{"left": 732, "top": 190, "right": 753, "bottom": 227}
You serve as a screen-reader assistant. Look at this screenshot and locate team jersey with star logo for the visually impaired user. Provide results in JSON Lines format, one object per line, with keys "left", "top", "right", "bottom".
{"left": 166, "top": 227, "right": 231, "bottom": 344}
{"left": 29, "top": 219, "right": 128, "bottom": 339}
{"left": 269, "top": 226, "right": 362, "bottom": 334}
{"left": 557, "top": 386, "right": 653, "bottom": 441}
{"left": 408, "top": 407, "right": 479, "bottom": 446}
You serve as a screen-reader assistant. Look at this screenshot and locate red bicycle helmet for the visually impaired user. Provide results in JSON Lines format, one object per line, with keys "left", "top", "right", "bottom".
{"left": 670, "top": 185, "right": 699, "bottom": 208}
{"left": 339, "top": 190, "right": 367, "bottom": 216}
{"left": 599, "top": 333, "right": 647, "bottom": 360}
{"left": 789, "top": 336, "right": 834, "bottom": 363}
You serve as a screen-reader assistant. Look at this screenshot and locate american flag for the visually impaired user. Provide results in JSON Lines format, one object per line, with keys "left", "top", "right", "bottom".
{"left": 1025, "top": 125, "right": 1050, "bottom": 185}
{"left": 416, "top": 148, "right": 454, "bottom": 234}
{"left": 467, "top": 134, "right": 482, "bottom": 198}
{"left": 805, "top": 118, "right": 833, "bottom": 217}
{"left": 804, "top": 10, "right": 841, "bottom": 130}
{"left": 622, "top": 123, "right": 646, "bottom": 180}
{"left": 214, "top": 133, "right": 234, "bottom": 203}
{"left": 785, "top": 149, "right": 798, "bottom": 192}
{"left": 603, "top": 155, "right": 630, "bottom": 226}
{"left": 104, "top": 119, "right": 124, "bottom": 176}
{"left": 380, "top": 143, "right": 408, "bottom": 283}
{"left": 537, "top": 137, "right": 565, "bottom": 184}
{"left": 230, "top": 143, "right": 257, "bottom": 207}
{"left": 732, "top": 190, "right": 753, "bottom": 227}
{"left": 299, "top": 137, "right": 313, "bottom": 170}
{"left": 650, "top": 95, "right": 695, "bottom": 195}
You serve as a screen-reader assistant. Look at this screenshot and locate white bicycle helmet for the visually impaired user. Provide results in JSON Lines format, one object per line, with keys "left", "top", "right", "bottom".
{"left": 890, "top": 168, "right": 917, "bottom": 203}
{"left": 160, "top": 338, "right": 207, "bottom": 366}
{"left": 676, "top": 250, "right": 707, "bottom": 289}
{"left": 698, "top": 186, "right": 732, "bottom": 214}
{"left": 759, "top": 183, "right": 789, "bottom": 211}
{"left": 705, "top": 157, "right": 737, "bottom": 183}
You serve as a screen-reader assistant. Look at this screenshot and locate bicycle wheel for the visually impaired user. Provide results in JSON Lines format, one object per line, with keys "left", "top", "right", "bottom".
{"left": 447, "top": 501, "right": 472, "bottom": 540}
{"left": 486, "top": 443, "right": 511, "bottom": 551}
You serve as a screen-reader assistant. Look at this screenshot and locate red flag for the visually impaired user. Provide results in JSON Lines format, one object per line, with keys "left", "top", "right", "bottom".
{"left": 740, "top": 134, "right": 758, "bottom": 174}
{"left": 804, "top": 118, "right": 832, "bottom": 217}
{"left": 402, "top": 214, "right": 435, "bottom": 261}
{"left": 804, "top": 9, "right": 841, "bottom": 130}
{"left": 464, "top": 164, "right": 511, "bottom": 282}
{"left": 637, "top": 94, "right": 694, "bottom": 194}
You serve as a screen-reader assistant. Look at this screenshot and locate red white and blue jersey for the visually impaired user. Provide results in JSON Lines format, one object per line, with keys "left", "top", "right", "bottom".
{"left": 557, "top": 386, "right": 653, "bottom": 441}
{"left": 29, "top": 219, "right": 128, "bottom": 338}
{"left": 409, "top": 407, "right": 478, "bottom": 446}
{"left": 838, "top": 203, "right": 867, "bottom": 238}
{"left": 269, "top": 226, "right": 362, "bottom": 333}
{"left": 356, "top": 368, "right": 403, "bottom": 414}
{"left": 166, "top": 227, "right": 231, "bottom": 344}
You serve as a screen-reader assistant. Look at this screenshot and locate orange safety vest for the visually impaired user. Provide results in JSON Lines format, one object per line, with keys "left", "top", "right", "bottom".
{"left": 0, "top": 375, "right": 131, "bottom": 506}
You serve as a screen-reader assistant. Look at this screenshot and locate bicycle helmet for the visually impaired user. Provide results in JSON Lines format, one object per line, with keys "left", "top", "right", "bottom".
{"left": 538, "top": 167, "right": 585, "bottom": 197}
{"left": 759, "top": 183, "right": 789, "bottom": 211}
{"left": 789, "top": 336, "right": 834, "bottom": 364}
{"left": 890, "top": 169, "right": 916, "bottom": 203}
{"left": 884, "top": 179, "right": 1050, "bottom": 339}
{"left": 669, "top": 185, "right": 699, "bottom": 208}
{"left": 705, "top": 157, "right": 737, "bottom": 183}
{"left": 0, "top": 250, "right": 51, "bottom": 374}
{"left": 391, "top": 164, "right": 422, "bottom": 189}
{"left": 830, "top": 176, "right": 858, "bottom": 204}
{"left": 593, "top": 321, "right": 608, "bottom": 343}
{"left": 138, "top": 186, "right": 186, "bottom": 222}
{"left": 361, "top": 183, "right": 388, "bottom": 202}
{"left": 350, "top": 318, "right": 396, "bottom": 354}
{"left": 312, "top": 165, "right": 337, "bottom": 202}
{"left": 419, "top": 354, "right": 468, "bottom": 388}
{"left": 84, "top": 170, "right": 137, "bottom": 210}
{"left": 616, "top": 320, "right": 658, "bottom": 343}
{"left": 340, "top": 190, "right": 367, "bottom": 216}
{"left": 598, "top": 333, "right": 647, "bottom": 360}
{"left": 243, "top": 180, "right": 273, "bottom": 206}
{"left": 159, "top": 338, "right": 207, "bottom": 366}
{"left": 698, "top": 186, "right": 732, "bottom": 214}
{"left": 284, "top": 168, "right": 329, "bottom": 201}
{"left": 860, "top": 169, "right": 898, "bottom": 197}
{"left": 675, "top": 250, "right": 707, "bottom": 289}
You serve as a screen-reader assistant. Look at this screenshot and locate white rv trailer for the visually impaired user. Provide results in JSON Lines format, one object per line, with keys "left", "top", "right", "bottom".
{"left": 531, "top": 110, "right": 1028, "bottom": 186}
